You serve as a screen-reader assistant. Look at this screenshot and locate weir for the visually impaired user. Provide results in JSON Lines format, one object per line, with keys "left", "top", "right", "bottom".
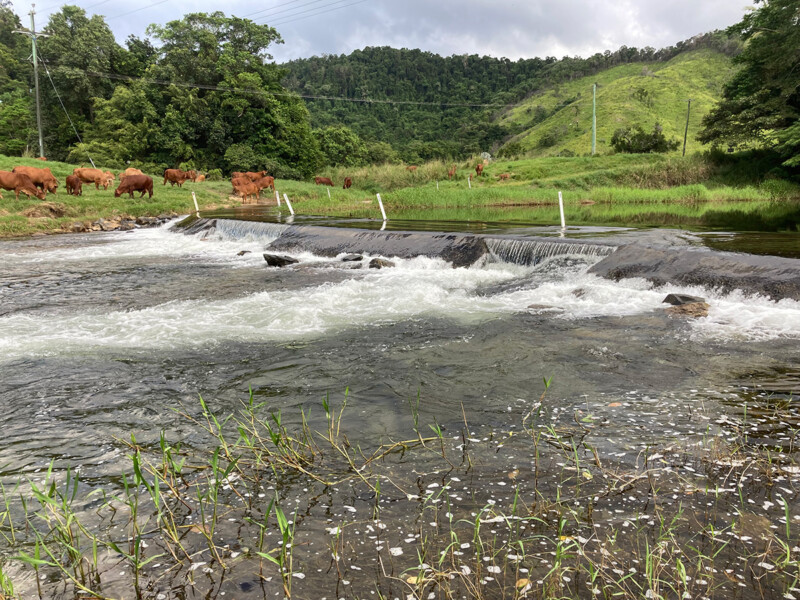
{"left": 484, "top": 237, "right": 615, "bottom": 266}
{"left": 180, "top": 218, "right": 290, "bottom": 243}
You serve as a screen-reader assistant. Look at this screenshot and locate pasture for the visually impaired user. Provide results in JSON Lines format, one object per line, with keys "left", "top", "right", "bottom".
{"left": 1, "top": 153, "right": 798, "bottom": 238}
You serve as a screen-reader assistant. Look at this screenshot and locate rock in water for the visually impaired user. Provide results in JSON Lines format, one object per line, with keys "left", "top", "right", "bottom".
{"left": 263, "top": 253, "right": 299, "bottom": 267}
{"left": 341, "top": 254, "right": 363, "bottom": 262}
{"left": 237, "top": 250, "right": 251, "bottom": 256}
{"left": 369, "top": 258, "right": 395, "bottom": 269}
{"left": 663, "top": 293, "right": 706, "bottom": 306}
{"left": 665, "top": 302, "right": 710, "bottom": 318}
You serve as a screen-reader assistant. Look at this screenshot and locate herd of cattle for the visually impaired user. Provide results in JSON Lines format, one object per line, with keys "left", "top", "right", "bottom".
{"left": 0, "top": 160, "right": 505, "bottom": 205}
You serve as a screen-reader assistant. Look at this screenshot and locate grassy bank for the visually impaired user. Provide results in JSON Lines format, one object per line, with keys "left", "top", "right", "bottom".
{"left": 0, "top": 156, "right": 235, "bottom": 237}
{"left": 2, "top": 153, "right": 798, "bottom": 237}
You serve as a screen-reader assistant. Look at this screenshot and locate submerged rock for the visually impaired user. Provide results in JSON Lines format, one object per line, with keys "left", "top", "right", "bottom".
{"left": 663, "top": 293, "right": 706, "bottom": 306}
{"left": 341, "top": 254, "right": 363, "bottom": 262}
{"left": 136, "top": 216, "right": 160, "bottom": 226}
{"left": 263, "top": 253, "right": 299, "bottom": 267}
{"left": 369, "top": 258, "right": 395, "bottom": 269}
{"left": 665, "top": 302, "right": 710, "bottom": 318}
{"left": 237, "top": 250, "right": 251, "bottom": 256}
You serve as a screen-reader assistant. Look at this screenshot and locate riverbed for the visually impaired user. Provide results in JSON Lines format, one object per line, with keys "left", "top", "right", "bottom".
{"left": 1, "top": 217, "right": 799, "bottom": 599}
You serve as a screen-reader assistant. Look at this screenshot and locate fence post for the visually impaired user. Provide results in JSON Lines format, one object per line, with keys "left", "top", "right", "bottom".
{"left": 558, "top": 191, "right": 566, "bottom": 229}
{"left": 376, "top": 193, "right": 387, "bottom": 221}
{"left": 283, "top": 193, "right": 295, "bottom": 215}
{"left": 191, "top": 191, "right": 200, "bottom": 217}
{"left": 275, "top": 189, "right": 281, "bottom": 206}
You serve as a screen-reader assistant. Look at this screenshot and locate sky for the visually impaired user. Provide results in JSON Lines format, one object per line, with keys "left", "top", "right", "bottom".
{"left": 12, "top": 0, "right": 749, "bottom": 63}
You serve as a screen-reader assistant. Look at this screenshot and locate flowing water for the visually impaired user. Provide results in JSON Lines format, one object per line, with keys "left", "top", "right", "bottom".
{"left": 1, "top": 217, "right": 800, "bottom": 599}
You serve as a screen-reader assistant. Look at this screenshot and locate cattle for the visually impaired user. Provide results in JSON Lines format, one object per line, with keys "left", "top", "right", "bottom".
{"left": 498, "top": 173, "right": 511, "bottom": 181}
{"left": 254, "top": 175, "right": 275, "bottom": 192}
{"left": 163, "top": 169, "right": 190, "bottom": 187}
{"left": 314, "top": 177, "right": 334, "bottom": 186}
{"left": 119, "top": 168, "right": 143, "bottom": 181}
{"left": 0, "top": 171, "right": 46, "bottom": 200}
{"left": 36, "top": 157, "right": 47, "bottom": 161}
{"left": 406, "top": 165, "right": 418, "bottom": 172}
{"left": 343, "top": 177, "right": 352, "bottom": 189}
{"left": 196, "top": 174, "right": 206, "bottom": 182}
{"left": 475, "top": 163, "right": 484, "bottom": 177}
{"left": 65, "top": 174, "right": 83, "bottom": 196}
{"left": 447, "top": 165, "right": 456, "bottom": 180}
{"left": 103, "top": 171, "right": 116, "bottom": 186}
{"left": 12, "top": 165, "right": 58, "bottom": 194}
{"left": 232, "top": 177, "right": 259, "bottom": 203}
{"left": 72, "top": 167, "right": 112, "bottom": 190}
{"left": 114, "top": 175, "right": 153, "bottom": 199}
{"left": 232, "top": 171, "right": 266, "bottom": 182}
{"left": 185, "top": 170, "right": 198, "bottom": 182}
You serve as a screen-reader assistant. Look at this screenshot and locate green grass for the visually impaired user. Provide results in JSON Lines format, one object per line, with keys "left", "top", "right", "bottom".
{"left": 0, "top": 155, "right": 236, "bottom": 237}
{"left": 500, "top": 49, "right": 737, "bottom": 157}
{"left": 2, "top": 152, "right": 798, "bottom": 237}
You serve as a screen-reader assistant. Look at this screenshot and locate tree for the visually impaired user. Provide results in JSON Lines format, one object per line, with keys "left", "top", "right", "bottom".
{"left": 314, "top": 125, "right": 367, "bottom": 167}
{"left": 611, "top": 122, "right": 680, "bottom": 153}
{"left": 698, "top": 0, "right": 800, "bottom": 166}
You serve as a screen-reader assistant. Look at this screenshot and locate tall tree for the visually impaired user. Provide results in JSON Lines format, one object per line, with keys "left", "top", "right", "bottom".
{"left": 698, "top": 0, "right": 800, "bottom": 166}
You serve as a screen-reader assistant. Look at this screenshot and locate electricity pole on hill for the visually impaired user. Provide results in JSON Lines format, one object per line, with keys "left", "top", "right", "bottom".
{"left": 13, "top": 5, "right": 49, "bottom": 158}
{"left": 682, "top": 99, "right": 692, "bottom": 157}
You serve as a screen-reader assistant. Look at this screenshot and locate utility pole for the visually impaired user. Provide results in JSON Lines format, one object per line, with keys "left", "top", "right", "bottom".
{"left": 592, "top": 83, "right": 597, "bottom": 156}
{"left": 13, "top": 5, "right": 49, "bottom": 158}
{"left": 682, "top": 99, "right": 692, "bottom": 157}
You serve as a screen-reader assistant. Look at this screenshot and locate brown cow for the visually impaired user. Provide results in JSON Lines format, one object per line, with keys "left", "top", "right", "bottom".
{"left": 114, "top": 175, "right": 153, "bottom": 199}
{"left": 119, "top": 168, "right": 143, "bottom": 181}
{"left": 163, "top": 169, "right": 189, "bottom": 187}
{"left": 196, "top": 174, "right": 206, "bottom": 182}
{"left": 254, "top": 175, "right": 275, "bottom": 192}
{"left": 72, "top": 167, "right": 112, "bottom": 190}
{"left": 406, "top": 166, "right": 418, "bottom": 172}
{"left": 314, "top": 177, "right": 334, "bottom": 186}
{"left": 343, "top": 177, "right": 352, "bottom": 189}
{"left": 66, "top": 174, "right": 83, "bottom": 196}
{"left": 185, "top": 170, "right": 198, "bottom": 182}
{"left": 498, "top": 173, "right": 511, "bottom": 181}
{"left": 12, "top": 166, "right": 58, "bottom": 194}
{"left": 36, "top": 157, "right": 47, "bottom": 161}
{"left": 232, "top": 177, "right": 259, "bottom": 203}
{"left": 447, "top": 165, "right": 456, "bottom": 180}
{"left": 232, "top": 171, "right": 266, "bottom": 182}
{"left": 0, "top": 171, "right": 46, "bottom": 200}
{"left": 475, "top": 163, "right": 484, "bottom": 177}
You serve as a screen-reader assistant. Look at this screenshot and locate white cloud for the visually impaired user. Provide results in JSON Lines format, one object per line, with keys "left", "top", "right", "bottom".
{"left": 12, "top": 0, "right": 747, "bottom": 62}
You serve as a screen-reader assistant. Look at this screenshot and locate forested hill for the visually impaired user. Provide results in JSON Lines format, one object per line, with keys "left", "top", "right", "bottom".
{"left": 282, "top": 32, "right": 740, "bottom": 162}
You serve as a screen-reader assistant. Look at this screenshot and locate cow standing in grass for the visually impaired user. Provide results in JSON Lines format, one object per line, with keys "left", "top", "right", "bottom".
{"left": 314, "top": 177, "right": 334, "bottom": 186}
{"left": 0, "top": 171, "right": 46, "bottom": 200}
{"left": 475, "top": 163, "right": 484, "bottom": 177}
{"left": 12, "top": 166, "right": 59, "bottom": 194}
{"left": 163, "top": 169, "right": 190, "bottom": 187}
{"left": 66, "top": 175, "right": 83, "bottom": 196}
{"left": 343, "top": 177, "right": 352, "bottom": 189}
{"left": 115, "top": 175, "right": 153, "bottom": 198}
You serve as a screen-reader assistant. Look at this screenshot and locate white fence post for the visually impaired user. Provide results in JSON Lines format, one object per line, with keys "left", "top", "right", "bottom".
{"left": 376, "top": 193, "right": 387, "bottom": 221}
{"left": 283, "top": 193, "right": 295, "bottom": 215}
{"left": 275, "top": 189, "right": 281, "bottom": 206}
{"left": 191, "top": 191, "right": 200, "bottom": 217}
{"left": 558, "top": 191, "right": 566, "bottom": 229}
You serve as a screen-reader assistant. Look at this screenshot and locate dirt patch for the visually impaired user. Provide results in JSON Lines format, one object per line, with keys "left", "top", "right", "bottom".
{"left": 22, "top": 202, "right": 68, "bottom": 219}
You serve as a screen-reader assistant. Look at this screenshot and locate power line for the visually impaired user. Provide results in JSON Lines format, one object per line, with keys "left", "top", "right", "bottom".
{"left": 105, "top": 0, "right": 170, "bottom": 20}
{"left": 265, "top": 0, "right": 370, "bottom": 26}
{"left": 242, "top": 0, "right": 324, "bottom": 20}
{"left": 68, "top": 68, "right": 505, "bottom": 107}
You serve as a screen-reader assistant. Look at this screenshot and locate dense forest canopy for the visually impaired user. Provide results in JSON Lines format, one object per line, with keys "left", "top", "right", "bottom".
{"left": 1, "top": 0, "right": 795, "bottom": 175}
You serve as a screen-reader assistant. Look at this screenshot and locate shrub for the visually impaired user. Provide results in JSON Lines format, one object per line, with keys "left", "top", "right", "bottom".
{"left": 611, "top": 122, "right": 680, "bottom": 154}
{"left": 206, "top": 168, "right": 223, "bottom": 181}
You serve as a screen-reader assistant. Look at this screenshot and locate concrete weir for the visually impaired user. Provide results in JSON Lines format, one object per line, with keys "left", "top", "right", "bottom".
{"left": 177, "top": 218, "right": 800, "bottom": 300}
{"left": 589, "top": 244, "right": 800, "bottom": 301}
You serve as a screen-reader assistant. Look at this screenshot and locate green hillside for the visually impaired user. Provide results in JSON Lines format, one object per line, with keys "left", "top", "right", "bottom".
{"left": 499, "top": 49, "right": 736, "bottom": 157}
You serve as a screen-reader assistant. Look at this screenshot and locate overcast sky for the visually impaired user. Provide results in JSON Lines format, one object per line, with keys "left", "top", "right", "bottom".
{"left": 14, "top": 0, "right": 748, "bottom": 63}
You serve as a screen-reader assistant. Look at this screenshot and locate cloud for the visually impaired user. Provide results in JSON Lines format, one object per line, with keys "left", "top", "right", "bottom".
{"left": 14, "top": 0, "right": 747, "bottom": 62}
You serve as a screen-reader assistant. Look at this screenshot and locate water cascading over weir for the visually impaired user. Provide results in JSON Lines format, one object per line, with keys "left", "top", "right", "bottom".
{"left": 178, "top": 218, "right": 616, "bottom": 267}
{"left": 177, "top": 217, "right": 800, "bottom": 300}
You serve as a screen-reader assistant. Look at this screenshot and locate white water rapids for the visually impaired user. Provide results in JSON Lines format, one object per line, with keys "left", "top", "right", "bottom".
{"left": 1, "top": 221, "right": 799, "bottom": 362}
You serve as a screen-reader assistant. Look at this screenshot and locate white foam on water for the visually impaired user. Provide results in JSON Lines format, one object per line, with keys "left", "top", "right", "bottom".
{"left": 2, "top": 220, "right": 286, "bottom": 267}
{"left": 2, "top": 230, "right": 799, "bottom": 361}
